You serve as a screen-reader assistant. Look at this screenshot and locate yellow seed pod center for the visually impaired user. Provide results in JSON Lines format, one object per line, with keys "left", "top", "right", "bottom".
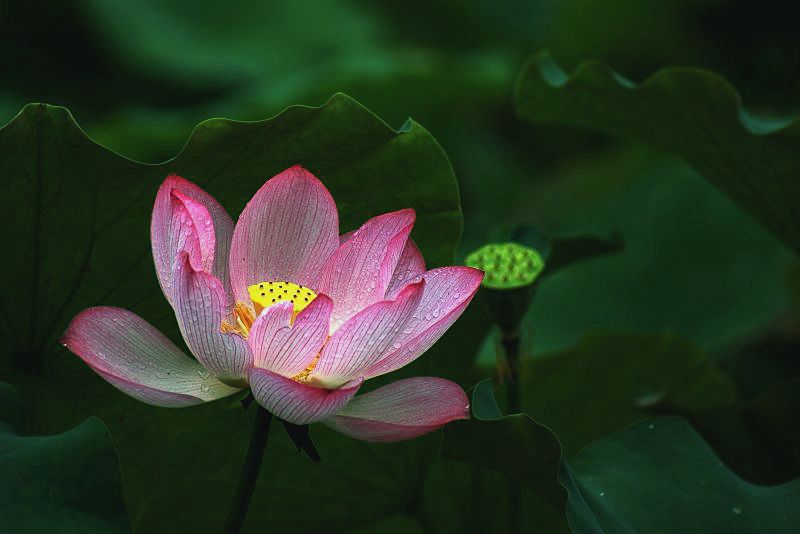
{"left": 247, "top": 281, "right": 317, "bottom": 316}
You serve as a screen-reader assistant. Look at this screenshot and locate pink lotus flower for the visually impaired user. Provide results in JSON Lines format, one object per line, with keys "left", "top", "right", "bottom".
{"left": 62, "top": 166, "right": 482, "bottom": 442}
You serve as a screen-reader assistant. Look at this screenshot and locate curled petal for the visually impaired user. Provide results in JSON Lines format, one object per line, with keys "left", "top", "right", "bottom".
{"left": 61, "top": 307, "right": 239, "bottom": 407}
{"left": 248, "top": 368, "right": 362, "bottom": 425}
{"left": 172, "top": 190, "right": 216, "bottom": 271}
{"left": 312, "top": 281, "right": 424, "bottom": 387}
{"left": 173, "top": 252, "right": 252, "bottom": 383}
{"left": 316, "top": 209, "right": 416, "bottom": 331}
{"left": 151, "top": 174, "right": 234, "bottom": 303}
{"left": 385, "top": 238, "right": 425, "bottom": 299}
{"left": 340, "top": 230, "right": 424, "bottom": 299}
{"left": 229, "top": 165, "right": 339, "bottom": 304}
{"left": 361, "top": 267, "right": 483, "bottom": 379}
{"left": 324, "top": 377, "right": 469, "bottom": 442}
{"left": 248, "top": 296, "right": 332, "bottom": 377}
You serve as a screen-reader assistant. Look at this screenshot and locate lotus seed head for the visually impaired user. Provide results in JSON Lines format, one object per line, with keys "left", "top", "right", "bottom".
{"left": 465, "top": 242, "right": 545, "bottom": 289}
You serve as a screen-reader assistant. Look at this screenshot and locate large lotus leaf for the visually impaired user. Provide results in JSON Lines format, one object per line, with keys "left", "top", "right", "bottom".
{"left": 444, "top": 383, "right": 800, "bottom": 534}
{"left": 0, "top": 95, "right": 470, "bottom": 531}
{"left": 471, "top": 326, "right": 795, "bottom": 491}
{"left": 0, "top": 382, "right": 129, "bottom": 533}
{"left": 0, "top": 93, "right": 461, "bottom": 369}
{"left": 442, "top": 380, "right": 571, "bottom": 533}
{"left": 445, "top": 330, "right": 742, "bottom": 530}
{"left": 515, "top": 52, "right": 800, "bottom": 253}
{"left": 657, "top": 378, "right": 800, "bottom": 484}
{"left": 568, "top": 417, "right": 800, "bottom": 533}
{"left": 446, "top": 333, "right": 740, "bottom": 529}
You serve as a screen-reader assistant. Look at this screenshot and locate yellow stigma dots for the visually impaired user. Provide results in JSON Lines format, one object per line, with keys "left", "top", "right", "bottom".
{"left": 247, "top": 281, "right": 317, "bottom": 315}
{"left": 223, "top": 282, "right": 318, "bottom": 338}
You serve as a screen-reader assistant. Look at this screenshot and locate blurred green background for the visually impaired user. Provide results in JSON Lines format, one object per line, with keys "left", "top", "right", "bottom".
{"left": 3, "top": 0, "right": 797, "bottom": 355}
{"left": 2, "top": 0, "right": 799, "bottom": 532}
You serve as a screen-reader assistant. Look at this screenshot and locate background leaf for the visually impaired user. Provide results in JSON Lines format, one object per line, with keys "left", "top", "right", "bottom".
{"left": 0, "top": 382, "right": 129, "bottom": 533}
{"left": 514, "top": 52, "right": 800, "bottom": 253}
{"left": 442, "top": 381, "right": 571, "bottom": 533}
{"left": 444, "top": 382, "right": 800, "bottom": 534}
{"left": 569, "top": 417, "right": 800, "bottom": 533}
{"left": 468, "top": 147, "right": 794, "bottom": 358}
{"left": 656, "top": 378, "right": 800, "bottom": 484}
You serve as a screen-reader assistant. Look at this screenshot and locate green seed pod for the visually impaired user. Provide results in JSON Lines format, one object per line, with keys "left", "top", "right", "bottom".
{"left": 465, "top": 242, "right": 545, "bottom": 290}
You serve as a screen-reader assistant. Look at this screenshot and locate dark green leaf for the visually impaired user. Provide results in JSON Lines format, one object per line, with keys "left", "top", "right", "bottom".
{"left": 445, "top": 382, "right": 800, "bottom": 534}
{"left": 0, "top": 382, "right": 129, "bottom": 533}
{"left": 0, "top": 380, "right": 25, "bottom": 433}
{"left": 545, "top": 233, "right": 624, "bottom": 277}
{"left": 515, "top": 52, "right": 800, "bottom": 253}
{"left": 513, "top": 149, "right": 792, "bottom": 354}
{"left": 569, "top": 417, "right": 800, "bottom": 533}
{"left": 469, "top": 379, "right": 503, "bottom": 420}
{"left": 442, "top": 381, "right": 571, "bottom": 533}
{"left": 481, "top": 224, "right": 625, "bottom": 278}
{"left": 656, "top": 379, "right": 800, "bottom": 484}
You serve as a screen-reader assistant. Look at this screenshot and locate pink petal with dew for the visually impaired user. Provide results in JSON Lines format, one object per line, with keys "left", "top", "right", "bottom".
{"left": 173, "top": 252, "right": 252, "bottom": 383}
{"left": 229, "top": 166, "right": 339, "bottom": 304}
{"left": 151, "top": 174, "right": 234, "bottom": 304}
{"left": 173, "top": 190, "right": 216, "bottom": 270}
{"left": 385, "top": 238, "right": 425, "bottom": 299}
{"left": 61, "top": 307, "right": 240, "bottom": 407}
{"left": 339, "top": 231, "right": 425, "bottom": 300}
{"left": 361, "top": 266, "right": 483, "bottom": 379}
{"left": 248, "top": 295, "right": 332, "bottom": 377}
{"left": 324, "top": 377, "right": 470, "bottom": 442}
{"left": 248, "top": 368, "right": 362, "bottom": 425}
{"left": 316, "top": 209, "right": 416, "bottom": 331}
{"left": 312, "top": 280, "right": 424, "bottom": 387}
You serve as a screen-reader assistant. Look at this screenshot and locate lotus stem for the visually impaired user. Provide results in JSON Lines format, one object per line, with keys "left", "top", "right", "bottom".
{"left": 225, "top": 405, "right": 273, "bottom": 533}
{"left": 501, "top": 327, "right": 522, "bottom": 533}
{"left": 501, "top": 328, "right": 522, "bottom": 414}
